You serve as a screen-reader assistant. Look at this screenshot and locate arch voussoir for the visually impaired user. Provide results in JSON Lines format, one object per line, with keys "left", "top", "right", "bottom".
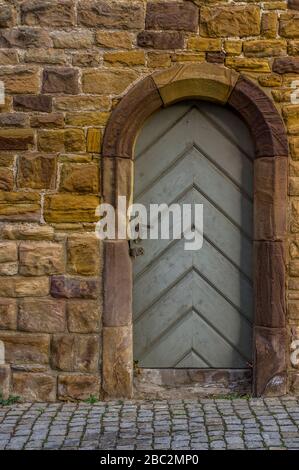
{"left": 102, "top": 75, "right": 163, "bottom": 159}
{"left": 152, "top": 63, "right": 240, "bottom": 106}
{"left": 228, "top": 75, "right": 289, "bottom": 159}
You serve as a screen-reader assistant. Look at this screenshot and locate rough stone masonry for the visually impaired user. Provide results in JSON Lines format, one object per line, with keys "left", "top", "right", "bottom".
{"left": 0, "top": 0, "right": 299, "bottom": 401}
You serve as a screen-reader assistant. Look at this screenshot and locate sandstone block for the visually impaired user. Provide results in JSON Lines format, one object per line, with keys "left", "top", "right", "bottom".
{"left": 0, "top": 5, "right": 15, "bottom": 28}
{"left": 44, "top": 194, "right": 99, "bottom": 223}
{"left": 0, "top": 191, "right": 40, "bottom": 222}
{"left": 67, "top": 300, "right": 101, "bottom": 333}
{"left": 0, "top": 114, "right": 28, "bottom": 129}
{"left": 0, "top": 129, "right": 34, "bottom": 151}
{"left": 283, "top": 105, "right": 299, "bottom": 135}
{"left": 65, "top": 111, "right": 109, "bottom": 127}
{"left": 0, "top": 242, "right": 18, "bottom": 276}
{"left": 51, "top": 334, "right": 99, "bottom": 372}
{"left": 0, "top": 365, "right": 11, "bottom": 399}
{"left": 50, "top": 275, "right": 100, "bottom": 299}
{"left": 72, "top": 52, "right": 101, "bottom": 68}
{"left": 12, "top": 372, "right": 56, "bottom": 402}
{"left": 145, "top": 2, "right": 198, "bottom": 32}
{"left": 273, "top": 57, "right": 299, "bottom": 74}
{"left": 82, "top": 69, "right": 138, "bottom": 95}
{"left": 18, "top": 298, "right": 66, "bottom": 333}
{"left": 200, "top": 5, "right": 261, "bottom": 38}
{"left": 0, "top": 299, "right": 17, "bottom": 330}
{"left": 0, "top": 168, "right": 13, "bottom": 191}
{"left": 17, "top": 154, "right": 57, "bottom": 190}
{"left": 254, "top": 241, "right": 286, "bottom": 328}
{"left": 13, "top": 95, "right": 52, "bottom": 113}
{"left": 187, "top": 38, "right": 221, "bottom": 52}
{"left": 104, "top": 51, "right": 145, "bottom": 66}
{"left": 51, "top": 31, "right": 93, "bottom": 49}
{"left": 78, "top": 1, "right": 144, "bottom": 30}
{"left": 67, "top": 235, "right": 100, "bottom": 276}
{"left": 54, "top": 96, "right": 110, "bottom": 112}
{"left": 58, "top": 373, "right": 100, "bottom": 401}
{"left": 147, "top": 52, "right": 171, "bottom": 68}
{"left": 59, "top": 163, "right": 99, "bottom": 194}
{"left": 103, "top": 240, "right": 132, "bottom": 327}
{"left": 38, "top": 129, "right": 86, "bottom": 153}
{"left": 0, "top": 155, "right": 14, "bottom": 167}
{"left": 288, "top": 301, "right": 299, "bottom": 320}
{"left": 288, "top": 40, "right": 299, "bottom": 55}
{"left": 0, "top": 28, "right": 51, "bottom": 49}
{"left": 153, "top": 63, "right": 239, "bottom": 106}
{"left": 226, "top": 57, "right": 271, "bottom": 73}
{"left": 243, "top": 40, "right": 286, "bottom": 57}
{"left": 137, "top": 31, "right": 184, "bottom": 50}
{"left": 289, "top": 0, "right": 299, "bottom": 10}
{"left": 30, "top": 113, "right": 64, "bottom": 129}
{"left": 0, "top": 224, "right": 54, "bottom": 241}
{"left": 86, "top": 129, "right": 101, "bottom": 153}
{"left": 21, "top": 1, "right": 75, "bottom": 27}
{"left": 291, "top": 137, "right": 299, "bottom": 160}
{"left": 0, "top": 277, "right": 49, "bottom": 298}
{"left": 254, "top": 326, "right": 287, "bottom": 396}
{"left": 0, "top": 50, "right": 18, "bottom": 65}
{"left": 279, "top": 13, "right": 299, "bottom": 38}
{"left": 95, "top": 31, "right": 134, "bottom": 50}
{"left": 19, "top": 241, "right": 65, "bottom": 276}
{"left": 224, "top": 41, "right": 242, "bottom": 56}
{"left": 42, "top": 68, "right": 79, "bottom": 94}
{"left": 0, "top": 332, "right": 50, "bottom": 364}
{"left": 261, "top": 12, "right": 278, "bottom": 39}
{"left": 254, "top": 157, "right": 287, "bottom": 240}
{"left": 0, "top": 66, "right": 39, "bottom": 94}
{"left": 103, "top": 326, "right": 133, "bottom": 398}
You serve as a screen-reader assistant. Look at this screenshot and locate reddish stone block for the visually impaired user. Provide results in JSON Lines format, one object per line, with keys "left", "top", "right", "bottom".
{"left": 228, "top": 76, "right": 288, "bottom": 158}
{"left": 273, "top": 57, "right": 299, "bottom": 74}
{"left": 206, "top": 51, "right": 226, "bottom": 63}
{"left": 289, "top": 0, "right": 299, "bottom": 10}
{"left": 145, "top": 2, "right": 199, "bottom": 32}
{"left": 254, "top": 241, "right": 286, "bottom": 328}
{"left": 254, "top": 157, "right": 288, "bottom": 241}
{"left": 137, "top": 31, "right": 184, "bottom": 50}
{"left": 50, "top": 276, "right": 100, "bottom": 299}
{"left": 42, "top": 68, "right": 79, "bottom": 94}
{"left": 103, "top": 241, "right": 132, "bottom": 327}
{"left": 13, "top": 95, "right": 52, "bottom": 113}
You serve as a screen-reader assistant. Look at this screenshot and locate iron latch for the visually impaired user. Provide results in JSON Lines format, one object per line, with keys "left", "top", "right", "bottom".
{"left": 129, "top": 239, "right": 145, "bottom": 258}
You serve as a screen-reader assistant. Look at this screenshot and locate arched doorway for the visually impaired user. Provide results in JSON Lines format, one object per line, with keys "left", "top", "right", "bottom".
{"left": 102, "top": 63, "right": 288, "bottom": 398}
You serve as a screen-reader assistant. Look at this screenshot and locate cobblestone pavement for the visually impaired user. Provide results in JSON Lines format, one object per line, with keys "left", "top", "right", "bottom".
{"left": 0, "top": 397, "right": 299, "bottom": 450}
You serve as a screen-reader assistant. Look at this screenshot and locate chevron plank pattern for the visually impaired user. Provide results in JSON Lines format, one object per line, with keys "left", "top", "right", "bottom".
{"left": 133, "top": 101, "right": 255, "bottom": 368}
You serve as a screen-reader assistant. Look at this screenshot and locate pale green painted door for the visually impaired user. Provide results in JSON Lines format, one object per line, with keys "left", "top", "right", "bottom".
{"left": 133, "top": 101, "right": 254, "bottom": 368}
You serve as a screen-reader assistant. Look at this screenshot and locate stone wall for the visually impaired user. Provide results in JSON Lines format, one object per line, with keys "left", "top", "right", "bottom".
{"left": 0, "top": 0, "right": 298, "bottom": 401}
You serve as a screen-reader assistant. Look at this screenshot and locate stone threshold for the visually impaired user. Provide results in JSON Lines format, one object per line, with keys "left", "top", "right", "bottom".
{"left": 134, "top": 368, "right": 252, "bottom": 399}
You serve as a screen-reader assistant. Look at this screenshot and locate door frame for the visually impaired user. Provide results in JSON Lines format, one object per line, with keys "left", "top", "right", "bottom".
{"left": 101, "top": 63, "right": 289, "bottom": 398}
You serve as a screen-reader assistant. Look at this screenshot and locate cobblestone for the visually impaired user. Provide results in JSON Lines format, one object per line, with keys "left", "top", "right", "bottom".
{"left": 0, "top": 398, "right": 298, "bottom": 450}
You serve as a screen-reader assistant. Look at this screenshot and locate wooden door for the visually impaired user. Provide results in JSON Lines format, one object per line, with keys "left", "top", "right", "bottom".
{"left": 133, "top": 101, "right": 254, "bottom": 369}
